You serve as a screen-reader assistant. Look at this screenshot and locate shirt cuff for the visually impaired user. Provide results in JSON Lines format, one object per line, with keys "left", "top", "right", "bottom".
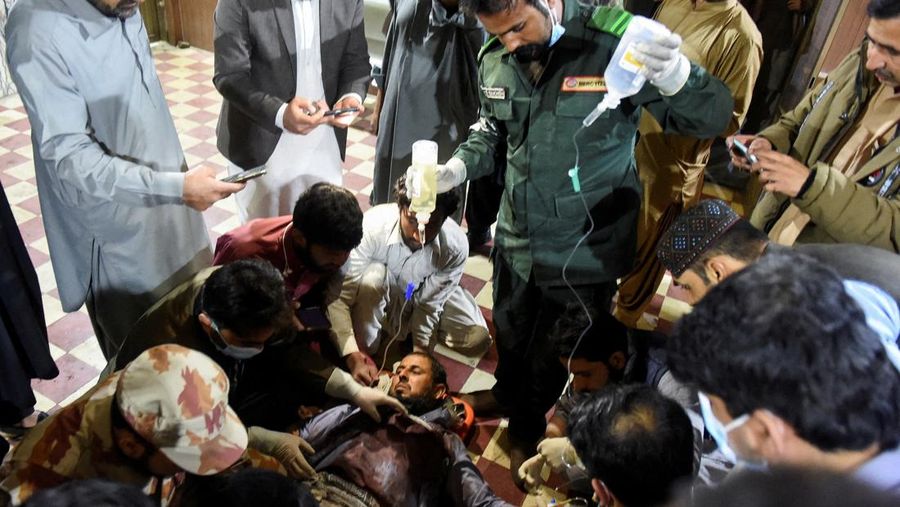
{"left": 275, "top": 102, "right": 288, "bottom": 131}
{"left": 337, "top": 93, "right": 363, "bottom": 106}
{"left": 156, "top": 171, "right": 186, "bottom": 202}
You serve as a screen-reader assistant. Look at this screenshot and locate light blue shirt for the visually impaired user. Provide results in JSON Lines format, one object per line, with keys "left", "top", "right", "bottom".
{"left": 6, "top": 0, "right": 210, "bottom": 332}
{"left": 855, "top": 446, "right": 900, "bottom": 495}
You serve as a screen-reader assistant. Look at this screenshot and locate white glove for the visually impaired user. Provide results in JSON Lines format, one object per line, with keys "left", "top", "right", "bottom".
{"left": 632, "top": 32, "right": 691, "bottom": 96}
{"left": 537, "top": 437, "right": 581, "bottom": 469}
{"left": 350, "top": 385, "right": 408, "bottom": 422}
{"left": 405, "top": 157, "right": 467, "bottom": 194}
{"left": 517, "top": 453, "right": 549, "bottom": 491}
{"left": 247, "top": 426, "right": 317, "bottom": 479}
{"left": 324, "top": 369, "right": 407, "bottom": 421}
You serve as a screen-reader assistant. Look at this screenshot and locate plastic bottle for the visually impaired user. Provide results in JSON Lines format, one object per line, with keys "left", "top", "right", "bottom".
{"left": 408, "top": 140, "right": 438, "bottom": 236}
{"left": 583, "top": 15, "right": 674, "bottom": 127}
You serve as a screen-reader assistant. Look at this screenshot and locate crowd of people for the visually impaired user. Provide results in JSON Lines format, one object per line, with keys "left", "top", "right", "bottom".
{"left": 0, "top": 0, "right": 898, "bottom": 505}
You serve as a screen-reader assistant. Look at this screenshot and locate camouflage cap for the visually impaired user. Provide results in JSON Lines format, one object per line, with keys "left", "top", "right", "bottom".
{"left": 657, "top": 199, "right": 742, "bottom": 277}
{"left": 116, "top": 344, "right": 248, "bottom": 476}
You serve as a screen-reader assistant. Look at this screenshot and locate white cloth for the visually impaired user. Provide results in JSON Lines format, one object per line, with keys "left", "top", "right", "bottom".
{"left": 230, "top": 0, "right": 342, "bottom": 223}
{"left": 327, "top": 204, "right": 489, "bottom": 355}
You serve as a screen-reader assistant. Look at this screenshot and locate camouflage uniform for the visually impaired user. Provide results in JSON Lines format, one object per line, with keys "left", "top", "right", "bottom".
{"left": 1, "top": 345, "right": 247, "bottom": 505}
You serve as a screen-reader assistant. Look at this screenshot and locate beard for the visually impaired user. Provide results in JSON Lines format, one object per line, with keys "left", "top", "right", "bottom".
{"left": 395, "top": 393, "right": 443, "bottom": 416}
{"left": 293, "top": 241, "right": 332, "bottom": 274}
{"left": 86, "top": 0, "right": 141, "bottom": 19}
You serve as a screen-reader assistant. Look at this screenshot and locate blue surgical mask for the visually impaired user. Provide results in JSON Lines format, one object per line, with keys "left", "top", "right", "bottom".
{"left": 549, "top": 21, "right": 565, "bottom": 47}
{"left": 698, "top": 391, "right": 750, "bottom": 464}
{"left": 208, "top": 319, "right": 264, "bottom": 360}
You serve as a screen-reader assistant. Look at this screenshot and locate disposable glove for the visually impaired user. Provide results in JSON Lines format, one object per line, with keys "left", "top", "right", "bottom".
{"left": 405, "top": 157, "right": 467, "bottom": 194}
{"left": 537, "top": 437, "right": 581, "bottom": 470}
{"left": 632, "top": 32, "right": 691, "bottom": 96}
{"left": 247, "top": 426, "right": 316, "bottom": 479}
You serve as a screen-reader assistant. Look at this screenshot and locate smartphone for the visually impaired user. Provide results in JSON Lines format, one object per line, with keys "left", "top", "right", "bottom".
{"left": 222, "top": 167, "right": 267, "bottom": 184}
{"left": 323, "top": 107, "right": 360, "bottom": 117}
{"left": 297, "top": 306, "right": 331, "bottom": 331}
{"left": 731, "top": 138, "right": 759, "bottom": 165}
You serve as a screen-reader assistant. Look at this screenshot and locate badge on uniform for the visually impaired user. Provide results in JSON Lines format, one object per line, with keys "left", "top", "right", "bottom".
{"left": 561, "top": 76, "right": 607, "bottom": 93}
{"left": 481, "top": 86, "right": 508, "bottom": 100}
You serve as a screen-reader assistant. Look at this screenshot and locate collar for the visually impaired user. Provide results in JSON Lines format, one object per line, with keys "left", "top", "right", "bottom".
{"left": 63, "top": 0, "right": 134, "bottom": 39}
{"left": 854, "top": 446, "right": 900, "bottom": 492}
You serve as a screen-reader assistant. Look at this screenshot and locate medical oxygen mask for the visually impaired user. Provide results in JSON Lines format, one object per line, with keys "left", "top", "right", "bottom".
{"left": 407, "top": 140, "right": 438, "bottom": 237}
{"left": 583, "top": 15, "right": 673, "bottom": 127}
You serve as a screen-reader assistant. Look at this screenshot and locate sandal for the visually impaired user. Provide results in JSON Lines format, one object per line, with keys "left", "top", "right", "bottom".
{"left": 0, "top": 410, "right": 49, "bottom": 438}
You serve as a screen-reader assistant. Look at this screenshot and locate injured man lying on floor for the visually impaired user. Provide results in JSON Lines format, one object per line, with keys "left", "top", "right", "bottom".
{"left": 300, "top": 352, "right": 509, "bottom": 506}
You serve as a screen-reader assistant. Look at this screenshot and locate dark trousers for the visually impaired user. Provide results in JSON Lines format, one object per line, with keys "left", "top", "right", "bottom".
{"left": 491, "top": 253, "right": 615, "bottom": 443}
{"left": 465, "top": 173, "right": 503, "bottom": 236}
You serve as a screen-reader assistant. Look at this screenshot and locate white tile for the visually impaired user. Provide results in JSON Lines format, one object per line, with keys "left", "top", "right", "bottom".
{"left": 660, "top": 296, "right": 691, "bottom": 323}
{"left": 48, "top": 342, "right": 65, "bottom": 361}
{"left": 474, "top": 281, "right": 493, "bottom": 309}
{"left": 463, "top": 254, "right": 493, "bottom": 281}
{"left": 6, "top": 160, "right": 35, "bottom": 180}
{"left": 29, "top": 237, "right": 49, "bottom": 255}
{"left": 35, "top": 261, "right": 57, "bottom": 292}
{"left": 40, "top": 294, "right": 66, "bottom": 326}
{"left": 433, "top": 343, "right": 482, "bottom": 368}
{"left": 212, "top": 215, "right": 242, "bottom": 234}
{"left": 69, "top": 339, "right": 107, "bottom": 372}
{"left": 345, "top": 142, "right": 376, "bottom": 161}
{"left": 32, "top": 390, "right": 56, "bottom": 413}
{"left": 459, "top": 368, "right": 496, "bottom": 393}
{"left": 58, "top": 374, "right": 100, "bottom": 407}
{"left": 10, "top": 204, "right": 35, "bottom": 223}
{"left": 4, "top": 180, "right": 37, "bottom": 205}
{"left": 349, "top": 159, "right": 375, "bottom": 179}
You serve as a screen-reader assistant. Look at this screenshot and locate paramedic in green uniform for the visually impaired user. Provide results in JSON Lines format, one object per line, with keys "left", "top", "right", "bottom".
{"left": 425, "top": 0, "right": 734, "bottom": 484}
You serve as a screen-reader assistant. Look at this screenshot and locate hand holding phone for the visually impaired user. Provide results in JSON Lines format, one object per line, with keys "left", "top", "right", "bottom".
{"left": 323, "top": 107, "right": 360, "bottom": 117}
{"left": 730, "top": 138, "right": 759, "bottom": 166}
{"left": 221, "top": 167, "right": 267, "bottom": 184}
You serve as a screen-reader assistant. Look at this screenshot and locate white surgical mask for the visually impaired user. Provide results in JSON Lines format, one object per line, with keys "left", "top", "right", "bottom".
{"left": 547, "top": 0, "right": 565, "bottom": 47}
{"left": 697, "top": 391, "right": 749, "bottom": 464}
{"left": 208, "top": 319, "right": 264, "bottom": 360}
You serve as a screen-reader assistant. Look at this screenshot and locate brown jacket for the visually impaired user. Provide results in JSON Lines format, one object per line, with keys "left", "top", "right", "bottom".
{"left": 750, "top": 44, "right": 900, "bottom": 252}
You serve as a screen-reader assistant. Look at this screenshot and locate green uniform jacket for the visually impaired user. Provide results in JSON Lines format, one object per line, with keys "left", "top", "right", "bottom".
{"left": 750, "top": 44, "right": 900, "bottom": 252}
{"left": 110, "top": 267, "right": 335, "bottom": 403}
{"left": 452, "top": 3, "right": 734, "bottom": 286}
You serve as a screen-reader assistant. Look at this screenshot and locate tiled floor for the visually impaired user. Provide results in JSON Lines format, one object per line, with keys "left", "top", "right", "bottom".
{"left": 0, "top": 43, "right": 739, "bottom": 505}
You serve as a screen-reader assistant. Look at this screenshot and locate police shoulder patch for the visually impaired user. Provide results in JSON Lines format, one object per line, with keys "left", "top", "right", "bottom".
{"left": 586, "top": 6, "right": 633, "bottom": 38}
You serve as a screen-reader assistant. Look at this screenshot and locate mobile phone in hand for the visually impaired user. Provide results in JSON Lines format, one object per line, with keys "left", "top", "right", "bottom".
{"left": 731, "top": 138, "right": 759, "bottom": 165}
{"left": 323, "top": 107, "right": 360, "bottom": 117}
{"left": 221, "top": 167, "right": 267, "bottom": 184}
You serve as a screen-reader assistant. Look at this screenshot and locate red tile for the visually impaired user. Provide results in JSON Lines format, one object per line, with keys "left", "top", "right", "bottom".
{"left": 186, "top": 142, "right": 220, "bottom": 159}
{"left": 154, "top": 51, "right": 175, "bottom": 61}
{"left": 16, "top": 195, "right": 41, "bottom": 215}
{"left": 475, "top": 456, "right": 526, "bottom": 504}
{"left": 155, "top": 62, "right": 174, "bottom": 72}
{"left": 48, "top": 288, "right": 59, "bottom": 299}
{"left": 476, "top": 332, "right": 498, "bottom": 374}
{"left": 31, "top": 354, "right": 100, "bottom": 404}
{"left": 48, "top": 311, "right": 96, "bottom": 352}
{"left": 0, "top": 170, "right": 21, "bottom": 187}
{"left": 5, "top": 118, "right": 31, "bottom": 133}
{"left": 0, "top": 150, "right": 29, "bottom": 170}
{"left": 656, "top": 318, "right": 674, "bottom": 336}
{"left": 187, "top": 62, "right": 211, "bottom": 72}
{"left": 186, "top": 125, "right": 216, "bottom": 140}
{"left": 438, "top": 356, "right": 475, "bottom": 393}
{"left": 0, "top": 133, "right": 32, "bottom": 151}
{"left": 26, "top": 246, "right": 49, "bottom": 267}
{"left": 16, "top": 217, "right": 45, "bottom": 245}
{"left": 187, "top": 110, "right": 218, "bottom": 124}
{"left": 187, "top": 73, "right": 209, "bottom": 83}
{"left": 342, "top": 155, "right": 363, "bottom": 169}
{"left": 355, "top": 192, "right": 371, "bottom": 213}
{"left": 186, "top": 96, "right": 217, "bottom": 109}
{"left": 459, "top": 274, "right": 486, "bottom": 298}
{"left": 468, "top": 419, "right": 500, "bottom": 455}
{"left": 342, "top": 172, "right": 371, "bottom": 192}
{"left": 186, "top": 83, "right": 215, "bottom": 96}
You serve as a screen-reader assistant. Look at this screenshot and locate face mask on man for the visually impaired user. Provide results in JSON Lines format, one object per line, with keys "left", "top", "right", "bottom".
{"left": 697, "top": 391, "right": 767, "bottom": 471}
{"left": 513, "top": 0, "right": 566, "bottom": 63}
{"left": 208, "top": 319, "right": 264, "bottom": 360}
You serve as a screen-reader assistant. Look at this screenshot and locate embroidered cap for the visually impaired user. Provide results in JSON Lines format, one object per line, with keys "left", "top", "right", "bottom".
{"left": 116, "top": 344, "right": 248, "bottom": 475}
{"left": 657, "top": 199, "right": 742, "bottom": 277}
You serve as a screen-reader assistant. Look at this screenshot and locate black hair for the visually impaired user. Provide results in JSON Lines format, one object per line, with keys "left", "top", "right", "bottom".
{"left": 201, "top": 259, "right": 293, "bottom": 337}
{"left": 292, "top": 182, "right": 364, "bottom": 251}
{"left": 868, "top": 0, "right": 900, "bottom": 19}
{"left": 681, "top": 466, "right": 900, "bottom": 507}
{"left": 23, "top": 479, "right": 155, "bottom": 507}
{"left": 551, "top": 304, "right": 628, "bottom": 363}
{"left": 685, "top": 219, "right": 767, "bottom": 283}
{"left": 196, "top": 468, "right": 318, "bottom": 507}
{"left": 394, "top": 175, "right": 461, "bottom": 219}
{"left": 667, "top": 250, "right": 900, "bottom": 452}
{"left": 459, "top": 0, "right": 542, "bottom": 16}
{"left": 569, "top": 384, "right": 694, "bottom": 507}
{"left": 406, "top": 351, "right": 448, "bottom": 388}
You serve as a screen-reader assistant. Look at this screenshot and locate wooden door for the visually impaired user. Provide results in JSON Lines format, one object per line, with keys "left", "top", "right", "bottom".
{"left": 168, "top": 0, "right": 217, "bottom": 51}
{"left": 140, "top": 0, "right": 165, "bottom": 42}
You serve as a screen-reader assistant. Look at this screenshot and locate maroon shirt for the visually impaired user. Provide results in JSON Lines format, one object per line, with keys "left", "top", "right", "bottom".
{"left": 213, "top": 216, "right": 324, "bottom": 302}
